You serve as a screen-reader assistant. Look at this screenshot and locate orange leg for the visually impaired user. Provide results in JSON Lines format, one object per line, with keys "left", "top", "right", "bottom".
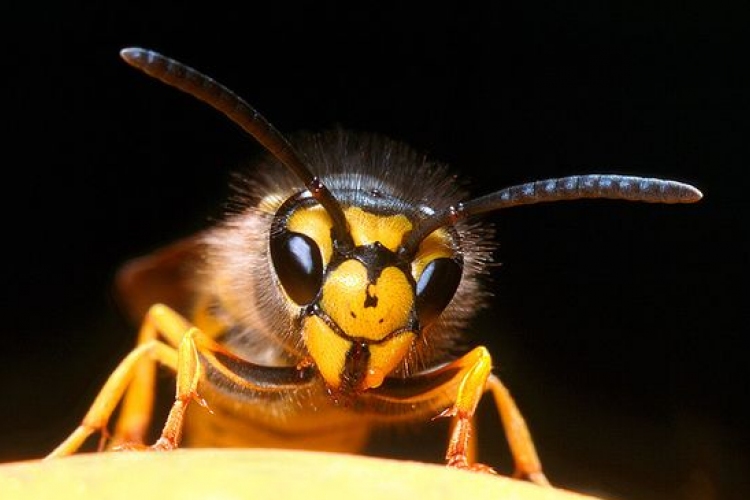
{"left": 46, "top": 339, "right": 179, "bottom": 458}
{"left": 441, "top": 346, "right": 494, "bottom": 472}
{"left": 46, "top": 304, "right": 202, "bottom": 458}
{"left": 447, "top": 415, "right": 479, "bottom": 466}
{"left": 116, "top": 327, "right": 204, "bottom": 452}
{"left": 367, "top": 345, "right": 548, "bottom": 485}
{"left": 111, "top": 304, "right": 192, "bottom": 446}
{"left": 443, "top": 346, "right": 549, "bottom": 485}
{"left": 486, "top": 374, "right": 548, "bottom": 485}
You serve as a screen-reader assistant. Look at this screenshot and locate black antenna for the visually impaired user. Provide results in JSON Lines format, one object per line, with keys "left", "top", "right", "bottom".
{"left": 120, "top": 47, "right": 353, "bottom": 248}
{"left": 400, "top": 174, "right": 702, "bottom": 258}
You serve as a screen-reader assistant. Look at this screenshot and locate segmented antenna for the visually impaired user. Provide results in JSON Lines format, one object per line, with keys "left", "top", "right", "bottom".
{"left": 119, "top": 47, "right": 353, "bottom": 248}
{"left": 400, "top": 174, "right": 702, "bottom": 257}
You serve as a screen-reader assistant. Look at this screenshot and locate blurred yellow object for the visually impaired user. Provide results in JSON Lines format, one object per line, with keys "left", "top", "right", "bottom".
{"left": 0, "top": 449, "right": 604, "bottom": 500}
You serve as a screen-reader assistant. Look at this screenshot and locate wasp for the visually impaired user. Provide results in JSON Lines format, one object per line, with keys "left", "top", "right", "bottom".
{"left": 47, "top": 48, "right": 701, "bottom": 485}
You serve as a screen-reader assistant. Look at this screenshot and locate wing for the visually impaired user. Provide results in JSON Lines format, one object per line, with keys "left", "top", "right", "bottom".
{"left": 114, "top": 235, "right": 208, "bottom": 324}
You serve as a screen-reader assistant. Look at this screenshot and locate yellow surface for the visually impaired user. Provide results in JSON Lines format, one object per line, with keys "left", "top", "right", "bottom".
{"left": 0, "top": 449, "right": 604, "bottom": 500}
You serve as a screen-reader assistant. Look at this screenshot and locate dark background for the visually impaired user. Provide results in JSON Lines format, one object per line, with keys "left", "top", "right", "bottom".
{"left": 1, "top": 3, "right": 746, "bottom": 499}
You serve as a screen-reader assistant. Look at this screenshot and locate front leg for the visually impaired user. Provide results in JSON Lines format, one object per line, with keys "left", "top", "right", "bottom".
{"left": 47, "top": 304, "right": 205, "bottom": 458}
{"left": 116, "top": 327, "right": 204, "bottom": 452}
{"left": 441, "top": 347, "right": 547, "bottom": 483}
{"left": 439, "top": 346, "right": 495, "bottom": 472}
{"left": 112, "top": 304, "right": 193, "bottom": 447}
{"left": 46, "top": 338, "right": 180, "bottom": 458}
{"left": 48, "top": 304, "right": 201, "bottom": 457}
{"left": 366, "top": 346, "right": 549, "bottom": 485}
{"left": 48, "top": 303, "right": 316, "bottom": 458}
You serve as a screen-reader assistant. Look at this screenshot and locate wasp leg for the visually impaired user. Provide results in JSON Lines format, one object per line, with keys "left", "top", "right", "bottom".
{"left": 110, "top": 303, "right": 198, "bottom": 446}
{"left": 117, "top": 326, "right": 204, "bottom": 452}
{"left": 440, "top": 346, "right": 497, "bottom": 473}
{"left": 447, "top": 414, "right": 479, "bottom": 467}
{"left": 46, "top": 339, "right": 179, "bottom": 458}
{"left": 366, "top": 346, "right": 548, "bottom": 485}
{"left": 49, "top": 304, "right": 204, "bottom": 457}
{"left": 486, "top": 373, "right": 549, "bottom": 485}
{"left": 50, "top": 303, "right": 317, "bottom": 458}
{"left": 441, "top": 347, "right": 548, "bottom": 483}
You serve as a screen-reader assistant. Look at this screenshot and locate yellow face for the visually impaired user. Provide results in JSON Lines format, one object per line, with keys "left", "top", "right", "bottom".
{"left": 304, "top": 259, "right": 417, "bottom": 392}
{"left": 273, "top": 202, "right": 456, "bottom": 393}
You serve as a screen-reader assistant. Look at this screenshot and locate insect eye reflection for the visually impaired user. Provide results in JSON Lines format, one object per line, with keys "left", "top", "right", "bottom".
{"left": 270, "top": 230, "right": 323, "bottom": 306}
{"left": 415, "top": 257, "right": 463, "bottom": 327}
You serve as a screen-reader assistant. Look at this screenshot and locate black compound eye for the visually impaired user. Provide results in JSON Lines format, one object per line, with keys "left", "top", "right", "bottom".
{"left": 270, "top": 231, "right": 324, "bottom": 305}
{"left": 415, "top": 258, "right": 462, "bottom": 327}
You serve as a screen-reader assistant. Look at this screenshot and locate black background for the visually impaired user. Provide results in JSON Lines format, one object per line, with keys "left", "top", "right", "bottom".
{"left": 1, "top": 2, "right": 746, "bottom": 499}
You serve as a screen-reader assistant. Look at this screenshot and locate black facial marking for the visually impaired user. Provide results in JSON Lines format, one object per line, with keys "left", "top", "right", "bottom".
{"left": 324, "top": 240, "right": 413, "bottom": 304}
{"left": 364, "top": 286, "right": 378, "bottom": 308}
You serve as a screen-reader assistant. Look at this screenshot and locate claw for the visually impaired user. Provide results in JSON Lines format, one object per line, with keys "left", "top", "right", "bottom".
{"left": 112, "top": 436, "right": 176, "bottom": 452}
{"left": 447, "top": 457, "right": 497, "bottom": 474}
{"left": 96, "top": 426, "right": 111, "bottom": 452}
{"left": 111, "top": 442, "right": 150, "bottom": 452}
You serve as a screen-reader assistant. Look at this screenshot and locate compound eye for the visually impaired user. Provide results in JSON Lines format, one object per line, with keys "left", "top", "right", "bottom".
{"left": 270, "top": 231, "right": 324, "bottom": 305}
{"left": 415, "top": 258, "right": 462, "bottom": 327}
